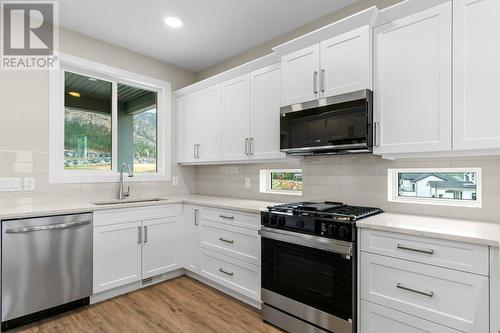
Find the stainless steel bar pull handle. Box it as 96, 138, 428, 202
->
5, 220, 91, 233
219, 214, 234, 220
397, 283, 434, 298
193, 145, 197, 158
219, 237, 234, 244
313, 71, 319, 94
250, 138, 254, 155
374, 122, 379, 147
194, 208, 199, 226
219, 268, 234, 276
138, 226, 142, 244
397, 244, 434, 255
144, 226, 148, 243
245, 138, 249, 155
320, 69, 325, 93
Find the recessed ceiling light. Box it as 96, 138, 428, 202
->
164, 16, 183, 28
68, 91, 80, 97
88, 77, 98, 81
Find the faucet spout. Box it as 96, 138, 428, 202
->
118, 163, 133, 200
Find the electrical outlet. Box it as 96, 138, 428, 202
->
23, 177, 35, 191
245, 177, 251, 189
0, 178, 22, 192
172, 176, 179, 186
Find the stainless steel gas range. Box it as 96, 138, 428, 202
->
259, 201, 382, 333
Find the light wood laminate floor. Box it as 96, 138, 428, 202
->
13, 276, 282, 333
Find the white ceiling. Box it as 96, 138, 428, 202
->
58, 0, 359, 72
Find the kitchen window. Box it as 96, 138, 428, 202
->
260, 169, 303, 195
388, 168, 482, 207
49, 54, 171, 183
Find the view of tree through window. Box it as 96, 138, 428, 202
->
271, 171, 303, 192
398, 172, 478, 201
63, 71, 158, 173
64, 72, 112, 170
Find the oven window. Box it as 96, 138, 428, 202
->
262, 238, 353, 321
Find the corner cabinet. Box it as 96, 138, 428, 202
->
280, 25, 372, 106
373, 2, 452, 155
453, 0, 500, 151
177, 64, 284, 164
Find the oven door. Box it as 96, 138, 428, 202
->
260, 227, 355, 332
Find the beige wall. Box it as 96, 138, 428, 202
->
0, 27, 197, 206
197, 0, 402, 80
196, 155, 500, 223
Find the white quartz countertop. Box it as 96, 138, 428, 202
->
0, 195, 278, 220
357, 212, 500, 248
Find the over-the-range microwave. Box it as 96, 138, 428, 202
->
280, 89, 373, 156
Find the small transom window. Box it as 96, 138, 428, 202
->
260, 169, 303, 196
388, 168, 481, 207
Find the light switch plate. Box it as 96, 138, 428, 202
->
0, 178, 22, 192
245, 177, 251, 189
23, 177, 35, 191
172, 176, 179, 186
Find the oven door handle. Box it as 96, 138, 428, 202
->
259, 227, 353, 256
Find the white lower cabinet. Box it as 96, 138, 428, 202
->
93, 205, 182, 294
361, 301, 460, 333
360, 229, 490, 333
184, 205, 261, 303
93, 221, 142, 293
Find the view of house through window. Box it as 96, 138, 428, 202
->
389, 169, 481, 206
64, 71, 158, 173
64, 72, 112, 170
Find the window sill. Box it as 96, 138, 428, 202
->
49, 173, 172, 184
259, 190, 303, 196
389, 197, 482, 208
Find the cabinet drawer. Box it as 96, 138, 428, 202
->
361, 300, 460, 333
360, 229, 488, 275
360, 252, 489, 332
200, 220, 260, 266
94, 204, 182, 227
199, 207, 260, 228
200, 249, 260, 300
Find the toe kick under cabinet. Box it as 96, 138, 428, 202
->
359, 229, 490, 333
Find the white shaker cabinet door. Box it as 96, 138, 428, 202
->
93, 221, 142, 293
184, 205, 201, 273
177, 94, 199, 163
221, 74, 251, 161
320, 25, 372, 98
281, 44, 320, 106
453, 0, 500, 151
373, 2, 452, 155
196, 85, 221, 162
142, 217, 179, 278
250, 63, 284, 160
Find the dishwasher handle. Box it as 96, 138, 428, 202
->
4, 220, 91, 234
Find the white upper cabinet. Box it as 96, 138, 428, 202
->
196, 86, 221, 162
221, 74, 251, 160
250, 63, 284, 160
453, 0, 500, 151
177, 86, 221, 163
373, 2, 452, 155
281, 44, 321, 106
320, 25, 372, 98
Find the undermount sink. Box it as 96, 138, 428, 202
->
91, 198, 168, 206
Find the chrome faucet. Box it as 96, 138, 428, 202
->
119, 163, 133, 200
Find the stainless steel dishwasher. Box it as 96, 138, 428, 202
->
1, 213, 92, 330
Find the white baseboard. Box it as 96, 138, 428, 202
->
186, 271, 262, 310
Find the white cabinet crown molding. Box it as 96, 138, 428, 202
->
272, 6, 379, 57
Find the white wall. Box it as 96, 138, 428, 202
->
0, 27, 197, 206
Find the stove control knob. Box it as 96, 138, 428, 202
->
262, 213, 269, 225
278, 217, 287, 226
327, 224, 335, 236
337, 225, 350, 239
270, 215, 277, 225
296, 220, 305, 228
